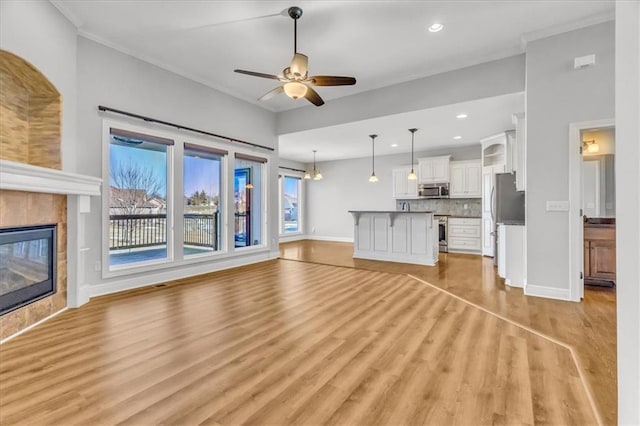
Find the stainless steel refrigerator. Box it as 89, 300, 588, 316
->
492, 172, 525, 264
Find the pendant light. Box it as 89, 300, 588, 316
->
303, 170, 312, 180
368, 134, 379, 183
408, 128, 418, 180
312, 150, 323, 180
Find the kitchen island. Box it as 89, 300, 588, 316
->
348, 211, 439, 266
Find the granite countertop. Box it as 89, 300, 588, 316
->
446, 215, 482, 219
348, 210, 434, 214
497, 221, 526, 226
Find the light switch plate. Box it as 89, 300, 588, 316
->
546, 201, 569, 211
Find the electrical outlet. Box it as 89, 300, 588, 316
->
463, 204, 468, 210
94, 261, 102, 272
312, 227, 316, 233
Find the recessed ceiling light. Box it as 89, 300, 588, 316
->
453, 136, 462, 140
428, 23, 444, 33
456, 113, 468, 119
391, 143, 398, 147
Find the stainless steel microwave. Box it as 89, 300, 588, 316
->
418, 183, 450, 198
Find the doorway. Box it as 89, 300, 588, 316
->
568, 119, 616, 301
581, 127, 616, 289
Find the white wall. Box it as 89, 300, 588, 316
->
526, 21, 614, 295
305, 145, 480, 240
0, 0, 78, 172
75, 37, 278, 296
277, 55, 525, 135
616, 1, 640, 423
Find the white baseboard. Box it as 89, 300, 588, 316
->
0, 307, 68, 344
524, 283, 573, 301
84, 250, 279, 301
279, 234, 306, 243
305, 235, 354, 243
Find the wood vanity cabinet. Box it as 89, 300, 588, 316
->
583, 223, 616, 285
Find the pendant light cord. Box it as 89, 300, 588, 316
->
409, 128, 418, 171
369, 134, 378, 174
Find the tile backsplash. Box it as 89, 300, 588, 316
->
396, 198, 482, 217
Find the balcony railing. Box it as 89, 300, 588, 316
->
109, 213, 219, 250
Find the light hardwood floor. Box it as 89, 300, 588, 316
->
0, 244, 611, 425
281, 240, 617, 424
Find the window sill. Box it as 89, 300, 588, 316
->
102, 248, 270, 279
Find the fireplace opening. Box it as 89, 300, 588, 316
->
0, 225, 56, 315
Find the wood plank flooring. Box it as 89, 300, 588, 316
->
0, 258, 599, 425
280, 240, 617, 424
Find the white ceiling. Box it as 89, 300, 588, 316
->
278, 92, 524, 163
52, 1, 613, 113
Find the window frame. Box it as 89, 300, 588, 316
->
101, 119, 271, 279
279, 172, 304, 237
232, 152, 269, 252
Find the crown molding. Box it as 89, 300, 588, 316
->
520, 10, 615, 49
49, 0, 84, 29
76, 30, 278, 113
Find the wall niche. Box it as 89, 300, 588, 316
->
0, 49, 61, 170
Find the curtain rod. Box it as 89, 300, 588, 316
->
98, 105, 275, 152
279, 166, 306, 173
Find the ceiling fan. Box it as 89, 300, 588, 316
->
234, 6, 356, 107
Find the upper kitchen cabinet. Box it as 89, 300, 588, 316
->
392, 166, 419, 199
450, 160, 482, 198
418, 156, 451, 184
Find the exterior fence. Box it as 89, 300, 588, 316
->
109, 213, 218, 250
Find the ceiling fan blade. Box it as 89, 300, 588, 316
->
304, 86, 325, 107
308, 76, 357, 86
259, 86, 284, 101
234, 69, 283, 81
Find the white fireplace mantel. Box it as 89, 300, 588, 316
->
1, 159, 102, 310
0, 159, 102, 196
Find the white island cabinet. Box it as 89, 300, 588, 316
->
349, 211, 439, 266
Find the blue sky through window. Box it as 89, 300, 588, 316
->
109, 144, 167, 197
184, 155, 221, 198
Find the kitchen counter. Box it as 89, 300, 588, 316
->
349, 211, 438, 266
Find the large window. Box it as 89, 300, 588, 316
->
108, 129, 171, 267
281, 175, 302, 234
183, 144, 225, 256
234, 154, 266, 248
104, 121, 271, 275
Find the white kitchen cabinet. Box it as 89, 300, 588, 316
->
512, 112, 526, 191
450, 160, 482, 198
392, 167, 418, 199
417, 156, 451, 184
448, 217, 481, 253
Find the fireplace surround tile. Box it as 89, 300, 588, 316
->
0, 191, 67, 340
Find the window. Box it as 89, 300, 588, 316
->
281, 175, 302, 234
108, 128, 171, 268
103, 120, 272, 276
234, 154, 266, 248
183, 144, 225, 256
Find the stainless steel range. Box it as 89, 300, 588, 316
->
434, 215, 448, 253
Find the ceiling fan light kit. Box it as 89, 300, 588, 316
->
234, 6, 356, 107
